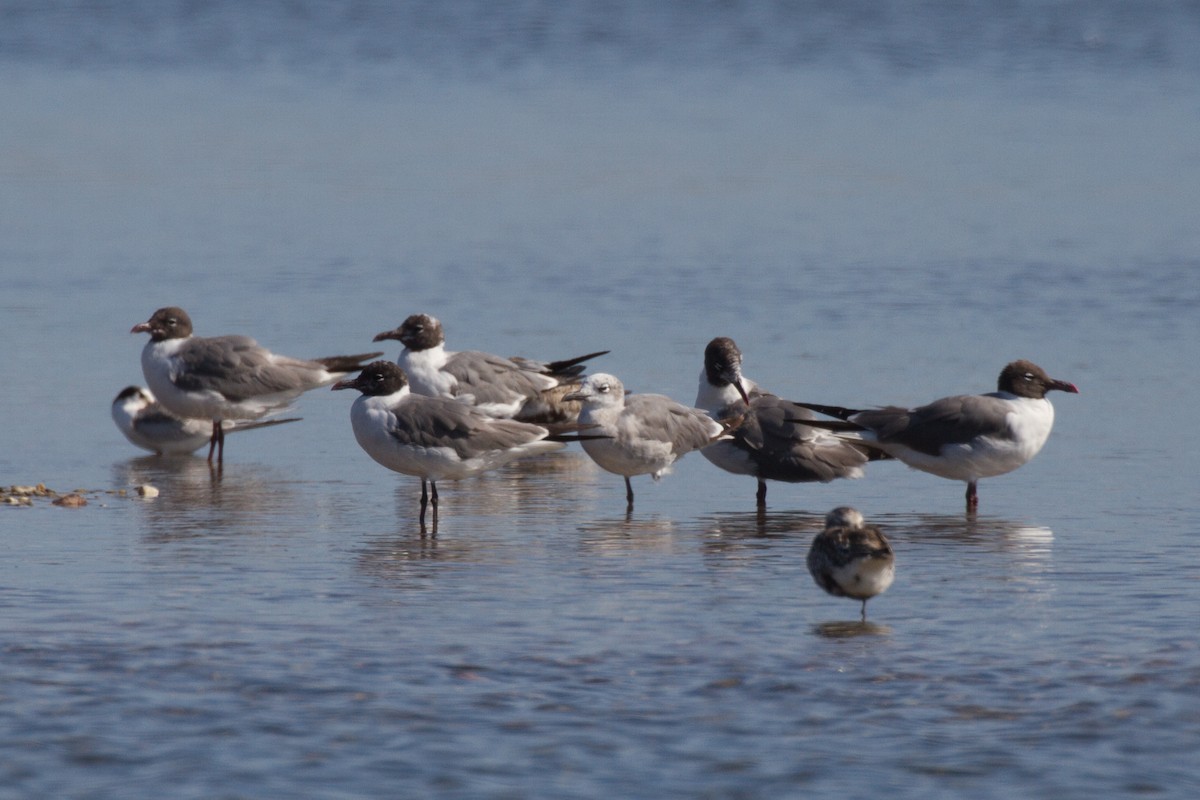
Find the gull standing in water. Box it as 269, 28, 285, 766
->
807, 506, 895, 621
132, 306, 380, 465
333, 360, 595, 525
567, 372, 736, 510
373, 313, 608, 423
695, 337, 879, 508
796, 360, 1079, 512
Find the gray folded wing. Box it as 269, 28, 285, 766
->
385, 396, 546, 458
853, 394, 1013, 456
444, 350, 551, 405
174, 336, 328, 401
623, 394, 718, 454
739, 394, 869, 482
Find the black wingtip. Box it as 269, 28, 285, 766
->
542, 349, 610, 377
315, 352, 385, 372
791, 401, 862, 421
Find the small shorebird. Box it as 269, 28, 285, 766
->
796, 360, 1078, 512
333, 360, 595, 524
807, 506, 895, 620
112, 386, 299, 456
372, 313, 607, 423
695, 337, 880, 508
132, 306, 379, 465
566, 372, 736, 510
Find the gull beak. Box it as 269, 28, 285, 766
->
372, 328, 402, 343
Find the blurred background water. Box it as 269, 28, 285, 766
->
2, 2, 1199, 797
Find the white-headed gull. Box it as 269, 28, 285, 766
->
566, 372, 737, 510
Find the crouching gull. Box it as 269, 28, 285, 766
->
112, 385, 300, 456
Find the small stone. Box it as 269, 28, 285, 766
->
52, 493, 88, 508
3, 496, 32, 506
135, 484, 159, 499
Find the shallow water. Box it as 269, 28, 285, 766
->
3, 2, 1200, 797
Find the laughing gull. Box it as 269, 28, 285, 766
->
132, 306, 381, 465
807, 506, 895, 621
796, 360, 1079, 511
695, 337, 879, 508
565, 372, 737, 510
333, 360, 596, 524
372, 313, 608, 423
112, 386, 300, 456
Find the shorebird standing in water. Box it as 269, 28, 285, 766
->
807, 506, 895, 620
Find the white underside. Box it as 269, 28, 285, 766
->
869, 395, 1056, 483
829, 557, 896, 600
350, 393, 562, 481
112, 394, 212, 454
142, 339, 308, 422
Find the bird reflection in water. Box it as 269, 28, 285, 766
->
813, 620, 892, 638
112, 455, 301, 543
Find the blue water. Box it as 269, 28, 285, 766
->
3, 2, 1200, 797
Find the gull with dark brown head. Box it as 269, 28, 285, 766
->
373, 313, 607, 423
333, 360, 593, 525
695, 337, 880, 508
796, 360, 1079, 512
132, 306, 380, 465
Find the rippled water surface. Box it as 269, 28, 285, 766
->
3, 2, 1200, 797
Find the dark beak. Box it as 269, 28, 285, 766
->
131, 322, 152, 334
372, 328, 402, 343
1051, 379, 1080, 394
331, 377, 359, 391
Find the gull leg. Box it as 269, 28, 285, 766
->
420, 479, 429, 525
756, 479, 767, 508
966, 481, 979, 513
624, 476, 634, 511
430, 481, 439, 524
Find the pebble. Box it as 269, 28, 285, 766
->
136, 484, 160, 498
